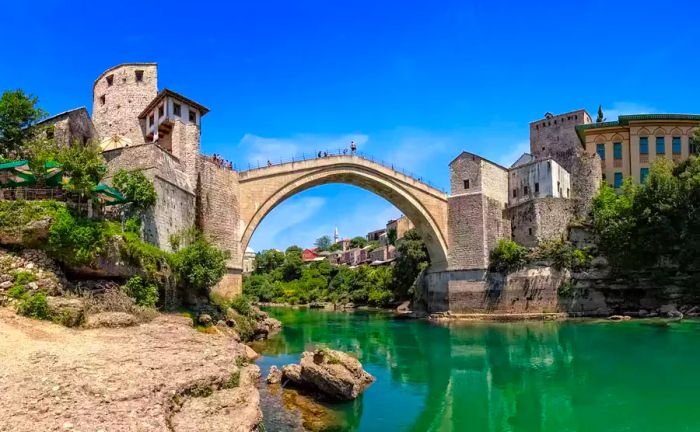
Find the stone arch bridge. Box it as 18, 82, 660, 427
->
236, 154, 449, 271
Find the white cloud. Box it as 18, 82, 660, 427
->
601, 102, 657, 122
249, 196, 326, 251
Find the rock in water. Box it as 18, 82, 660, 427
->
267, 365, 282, 384
283, 348, 375, 401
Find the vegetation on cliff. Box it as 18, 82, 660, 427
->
489, 238, 592, 274
591, 155, 700, 274
243, 229, 429, 306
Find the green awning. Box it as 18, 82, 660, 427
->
93, 184, 128, 206
0, 160, 36, 187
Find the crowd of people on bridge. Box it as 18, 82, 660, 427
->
206, 154, 234, 170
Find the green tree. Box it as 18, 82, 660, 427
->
314, 235, 332, 251
596, 105, 604, 123
282, 246, 303, 281
254, 249, 285, 275
387, 228, 397, 246
350, 236, 367, 249
113, 169, 157, 211
391, 229, 429, 298
56, 141, 106, 197
0, 89, 47, 157
328, 242, 343, 252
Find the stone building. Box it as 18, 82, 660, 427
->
34, 107, 95, 147
242, 247, 256, 274
576, 114, 700, 187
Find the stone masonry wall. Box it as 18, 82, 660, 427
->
571, 153, 602, 217
509, 197, 573, 247
196, 158, 242, 298
92, 63, 158, 144
102, 144, 196, 250
447, 193, 486, 270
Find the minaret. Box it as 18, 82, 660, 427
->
334, 227, 339, 244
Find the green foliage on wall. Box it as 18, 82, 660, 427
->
113, 169, 157, 211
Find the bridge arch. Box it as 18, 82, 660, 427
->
237, 156, 449, 271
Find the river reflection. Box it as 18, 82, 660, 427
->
256, 308, 700, 431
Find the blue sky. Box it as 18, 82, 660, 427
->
2, 1, 699, 251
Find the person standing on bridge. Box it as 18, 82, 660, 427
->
267, 160, 272, 167
350, 141, 357, 154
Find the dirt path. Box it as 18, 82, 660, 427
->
0, 307, 261, 432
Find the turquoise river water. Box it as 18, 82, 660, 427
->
255, 308, 700, 431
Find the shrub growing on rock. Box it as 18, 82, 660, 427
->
122, 276, 159, 308
489, 239, 529, 273
113, 169, 157, 211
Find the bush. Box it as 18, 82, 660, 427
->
489, 239, 529, 273
122, 276, 159, 308
230, 294, 253, 317
12, 271, 36, 285
172, 234, 228, 293
535, 239, 592, 271
6, 284, 27, 299
48, 208, 105, 266
17, 291, 50, 319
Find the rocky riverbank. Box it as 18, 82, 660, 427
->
0, 307, 262, 432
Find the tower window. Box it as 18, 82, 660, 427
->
512, 189, 517, 198
135, 70, 144, 82
534, 182, 539, 193
173, 103, 181, 117
100, 95, 105, 105
189, 109, 197, 123
524, 185, 529, 195
528, 228, 532, 236
463, 179, 470, 189
106, 74, 114, 86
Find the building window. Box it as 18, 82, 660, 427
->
639, 137, 648, 154
524, 185, 529, 195
135, 70, 144, 82
100, 95, 105, 105
691, 136, 699, 155
46, 126, 54, 139
656, 136, 665, 154
528, 228, 532, 236
534, 182, 539, 193
566, 188, 570, 197
189, 109, 197, 123
173, 103, 181, 117
463, 179, 469, 189
613, 142, 622, 160
672, 136, 681, 154
640, 167, 649, 184
512, 189, 517, 198
596, 143, 605, 160
158, 105, 164, 118
614, 172, 623, 188
602, 173, 607, 182
106, 74, 114, 86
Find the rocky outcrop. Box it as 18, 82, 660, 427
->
46, 296, 85, 327
68, 235, 142, 278
281, 349, 375, 401
0, 308, 261, 431
83, 311, 140, 328
0, 249, 65, 297
0, 216, 51, 246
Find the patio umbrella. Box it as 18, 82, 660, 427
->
93, 184, 128, 206
99, 134, 132, 152
43, 161, 66, 187
0, 160, 37, 187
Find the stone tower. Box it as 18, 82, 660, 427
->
92, 63, 158, 145
529, 109, 592, 172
